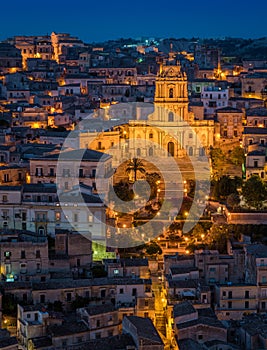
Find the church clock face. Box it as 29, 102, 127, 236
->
168, 68, 175, 77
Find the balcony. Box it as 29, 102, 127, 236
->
32, 218, 49, 223
221, 295, 256, 300
216, 306, 257, 311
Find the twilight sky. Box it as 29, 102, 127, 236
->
1, 0, 266, 42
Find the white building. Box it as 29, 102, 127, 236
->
201, 86, 229, 117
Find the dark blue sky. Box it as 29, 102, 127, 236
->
1, 0, 266, 42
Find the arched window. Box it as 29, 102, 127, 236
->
149, 133, 153, 139
168, 142, 175, 157
199, 147, 205, 157
38, 226, 45, 235
169, 88, 174, 98
149, 147, 153, 156
188, 147, 193, 156
136, 148, 141, 157
168, 112, 174, 122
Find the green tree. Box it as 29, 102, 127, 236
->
113, 181, 134, 202
146, 242, 162, 255
230, 146, 245, 166
126, 158, 146, 182
210, 147, 225, 180
227, 193, 240, 209
209, 225, 229, 253
242, 176, 267, 209
145, 172, 161, 199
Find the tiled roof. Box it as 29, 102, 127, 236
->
246, 243, 267, 258
23, 183, 57, 193
170, 267, 198, 275
246, 107, 267, 116
84, 303, 115, 316
34, 149, 112, 162
216, 106, 243, 113
177, 316, 226, 330
173, 301, 196, 318
0, 185, 21, 191
244, 127, 267, 135
124, 316, 164, 344
48, 321, 88, 337
0, 337, 18, 348
31, 336, 52, 348
80, 334, 135, 350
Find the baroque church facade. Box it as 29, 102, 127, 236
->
114, 58, 214, 160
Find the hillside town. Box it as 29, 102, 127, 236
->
0, 32, 266, 350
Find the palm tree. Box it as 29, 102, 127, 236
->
126, 158, 146, 182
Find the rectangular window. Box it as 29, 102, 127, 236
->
119, 288, 124, 294
228, 291, 232, 299
21, 251, 26, 259
245, 301, 249, 309
228, 301, 232, 309
20, 263, 27, 274
36, 168, 43, 176
73, 213, 78, 223
55, 212, 61, 221
245, 291, 250, 299
36, 250, 40, 258
79, 168, 84, 177
4, 174, 9, 182
4, 251, 11, 258
66, 293, 72, 302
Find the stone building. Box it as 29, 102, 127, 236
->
174, 302, 227, 345
0, 232, 49, 283
246, 107, 267, 127
77, 303, 120, 339
214, 283, 257, 320
29, 148, 113, 197
241, 72, 267, 101
215, 107, 244, 139
201, 86, 229, 118
0, 43, 22, 74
